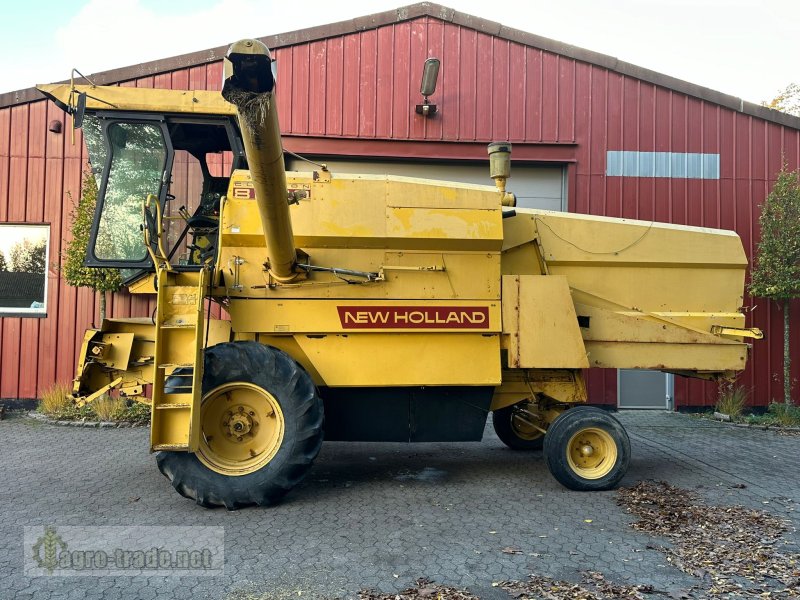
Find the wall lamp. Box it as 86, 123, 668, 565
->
415, 57, 440, 117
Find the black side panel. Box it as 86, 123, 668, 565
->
320, 386, 493, 443
410, 387, 493, 442
321, 388, 410, 442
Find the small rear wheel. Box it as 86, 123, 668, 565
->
157, 342, 323, 509
543, 406, 630, 491
492, 401, 545, 450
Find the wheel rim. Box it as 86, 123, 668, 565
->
566, 427, 617, 480
197, 382, 285, 476
510, 404, 544, 441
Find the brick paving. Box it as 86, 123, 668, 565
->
0, 410, 797, 599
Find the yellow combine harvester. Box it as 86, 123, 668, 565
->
39, 39, 761, 508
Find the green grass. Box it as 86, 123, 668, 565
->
743, 402, 800, 427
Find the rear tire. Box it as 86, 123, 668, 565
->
543, 407, 630, 491
157, 341, 323, 509
492, 402, 544, 450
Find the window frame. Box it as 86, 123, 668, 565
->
0, 223, 51, 318
85, 113, 174, 269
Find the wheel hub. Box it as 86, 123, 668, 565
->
197, 382, 285, 476
225, 407, 256, 439
566, 427, 618, 479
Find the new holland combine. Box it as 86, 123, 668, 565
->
39, 39, 761, 508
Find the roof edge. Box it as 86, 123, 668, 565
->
1, 2, 798, 131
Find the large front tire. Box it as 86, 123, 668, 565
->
157, 342, 323, 509
543, 407, 630, 491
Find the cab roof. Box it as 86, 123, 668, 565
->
37, 84, 237, 117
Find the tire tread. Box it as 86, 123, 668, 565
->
156, 341, 324, 509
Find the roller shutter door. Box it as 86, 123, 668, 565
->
286, 159, 565, 211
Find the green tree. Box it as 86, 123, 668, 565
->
63, 171, 123, 321
0, 251, 7, 272
763, 83, 800, 117
9, 238, 46, 273
749, 165, 800, 405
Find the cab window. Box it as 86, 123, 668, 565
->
94, 122, 167, 262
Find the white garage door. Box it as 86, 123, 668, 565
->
286, 158, 565, 212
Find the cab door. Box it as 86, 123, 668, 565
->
84, 116, 174, 269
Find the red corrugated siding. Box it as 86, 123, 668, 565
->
1, 14, 798, 407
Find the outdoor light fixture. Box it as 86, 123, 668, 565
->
415, 57, 441, 117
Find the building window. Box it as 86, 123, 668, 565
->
0, 224, 50, 317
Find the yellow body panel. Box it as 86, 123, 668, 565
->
222, 170, 504, 251
230, 300, 500, 386
501, 209, 755, 373
228, 299, 501, 334
218, 170, 503, 301
583, 341, 746, 371
282, 333, 500, 387
502, 275, 589, 369
126, 273, 157, 295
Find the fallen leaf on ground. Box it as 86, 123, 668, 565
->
358, 578, 479, 600
617, 481, 800, 598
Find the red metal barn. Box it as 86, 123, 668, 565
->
0, 3, 797, 409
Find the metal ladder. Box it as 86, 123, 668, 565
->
149, 267, 209, 452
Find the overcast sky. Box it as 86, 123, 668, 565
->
1, 0, 798, 106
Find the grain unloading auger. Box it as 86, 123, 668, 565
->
38, 39, 762, 508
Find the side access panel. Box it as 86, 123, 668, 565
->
502, 275, 589, 369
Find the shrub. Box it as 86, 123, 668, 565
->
92, 395, 126, 421
117, 401, 151, 425
767, 402, 800, 427
715, 382, 749, 418
38, 383, 73, 416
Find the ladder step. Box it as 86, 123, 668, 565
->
159, 323, 196, 329
155, 403, 190, 410
157, 392, 193, 404
160, 363, 195, 369
153, 444, 189, 451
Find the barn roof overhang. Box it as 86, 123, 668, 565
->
2, 2, 798, 131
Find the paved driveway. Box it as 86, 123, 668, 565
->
0, 410, 797, 599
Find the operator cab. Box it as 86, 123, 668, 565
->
82, 113, 245, 281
